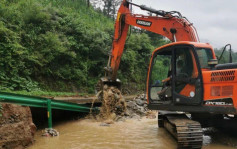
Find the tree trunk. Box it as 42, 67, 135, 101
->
87, 0, 90, 7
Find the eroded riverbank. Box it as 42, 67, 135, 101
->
0, 104, 36, 149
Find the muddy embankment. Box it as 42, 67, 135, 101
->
0, 104, 36, 149
0, 104, 94, 149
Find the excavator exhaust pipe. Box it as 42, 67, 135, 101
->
170, 28, 177, 42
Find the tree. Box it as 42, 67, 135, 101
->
91, 0, 121, 19
103, 0, 121, 19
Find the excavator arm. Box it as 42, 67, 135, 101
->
100, 0, 199, 89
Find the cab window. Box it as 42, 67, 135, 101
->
149, 48, 172, 101
196, 48, 213, 68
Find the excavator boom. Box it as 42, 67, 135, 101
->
104, 0, 199, 82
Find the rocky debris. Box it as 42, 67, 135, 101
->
0, 103, 36, 149
125, 94, 148, 119
95, 87, 156, 125
146, 111, 157, 119
42, 128, 59, 137
114, 115, 126, 122
97, 90, 155, 122
99, 123, 110, 127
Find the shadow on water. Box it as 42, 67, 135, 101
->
30, 107, 89, 129
205, 119, 237, 148
201, 118, 237, 149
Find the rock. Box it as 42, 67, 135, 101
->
114, 94, 120, 100
132, 115, 141, 120
119, 97, 125, 104
131, 113, 141, 119
103, 85, 108, 90
104, 119, 114, 124
135, 99, 144, 106
124, 94, 149, 120
100, 123, 110, 127
115, 104, 122, 109
115, 116, 126, 122
139, 107, 145, 114
146, 114, 156, 119
133, 105, 138, 110
127, 101, 136, 108
146, 111, 157, 119
107, 90, 113, 97
124, 111, 130, 116
42, 128, 59, 137
109, 113, 117, 120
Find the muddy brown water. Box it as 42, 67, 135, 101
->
28, 117, 237, 149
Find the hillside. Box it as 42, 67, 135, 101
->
0, 0, 167, 94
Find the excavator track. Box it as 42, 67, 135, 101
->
159, 112, 203, 149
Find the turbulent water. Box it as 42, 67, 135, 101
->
28, 117, 237, 149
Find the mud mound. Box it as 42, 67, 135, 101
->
0, 104, 36, 149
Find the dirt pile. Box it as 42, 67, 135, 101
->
95, 86, 154, 122
0, 104, 36, 149
125, 94, 148, 119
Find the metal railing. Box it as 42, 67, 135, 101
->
0, 92, 97, 129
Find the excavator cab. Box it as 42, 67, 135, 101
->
147, 42, 214, 107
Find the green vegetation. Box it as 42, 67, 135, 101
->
215, 48, 237, 64
0, 90, 87, 97
0, 104, 2, 117
151, 55, 170, 84
0, 0, 168, 95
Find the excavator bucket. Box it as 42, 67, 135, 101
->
95, 77, 121, 93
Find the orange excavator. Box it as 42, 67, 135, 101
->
98, 0, 235, 148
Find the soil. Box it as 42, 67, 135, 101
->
94, 86, 155, 123
97, 85, 127, 120
0, 104, 36, 149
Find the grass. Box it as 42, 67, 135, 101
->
0, 90, 92, 97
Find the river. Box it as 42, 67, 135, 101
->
28, 117, 237, 149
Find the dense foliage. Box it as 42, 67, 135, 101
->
0, 0, 168, 94
1, 0, 237, 95
215, 48, 237, 64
